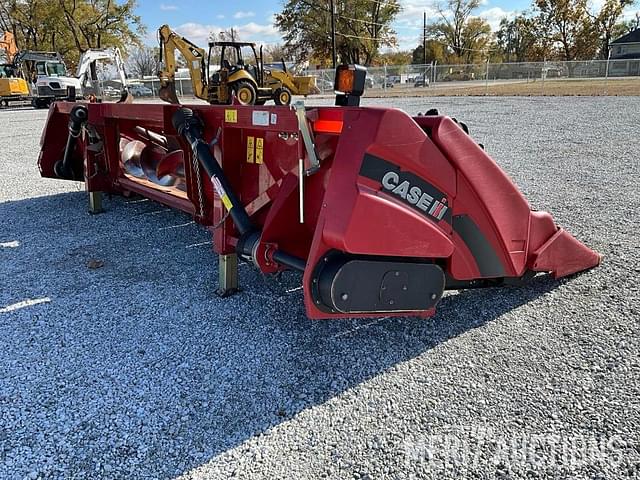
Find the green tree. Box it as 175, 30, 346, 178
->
275, 0, 401, 65
0, 0, 143, 68
412, 40, 447, 64
590, 0, 635, 58
535, 0, 597, 60
431, 0, 493, 63
496, 14, 552, 61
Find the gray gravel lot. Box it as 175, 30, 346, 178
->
1, 97, 639, 479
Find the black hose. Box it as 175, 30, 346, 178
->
272, 250, 307, 272
172, 107, 254, 237
172, 107, 309, 273
54, 104, 88, 180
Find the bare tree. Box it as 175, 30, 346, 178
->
127, 46, 158, 78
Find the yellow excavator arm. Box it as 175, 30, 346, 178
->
0, 31, 19, 63
157, 24, 207, 104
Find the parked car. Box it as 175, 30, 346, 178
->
316, 78, 334, 92
102, 85, 122, 97
365, 77, 375, 89
414, 75, 430, 87
129, 84, 153, 97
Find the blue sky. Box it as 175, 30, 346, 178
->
136, 0, 639, 50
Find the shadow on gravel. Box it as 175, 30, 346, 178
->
0, 192, 560, 478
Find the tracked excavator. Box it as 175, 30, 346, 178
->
157, 24, 317, 106
0, 31, 29, 106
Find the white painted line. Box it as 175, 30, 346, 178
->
159, 221, 195, 231
185, 241, 211, 249
0, 297, 51, 314
0, 241, 20, 248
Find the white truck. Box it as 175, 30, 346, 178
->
13, 51, 82, 108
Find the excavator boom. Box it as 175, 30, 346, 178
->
76, 47, 132, 103
157, 24, 207, 104
0, 31, 19, 63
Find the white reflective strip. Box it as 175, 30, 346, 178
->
0, 297, 51, 313
0, 241, 20, 248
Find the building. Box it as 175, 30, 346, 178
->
609, 28, 640, 76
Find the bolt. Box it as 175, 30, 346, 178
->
341, 293, 349, 301
395, 271, 400, 277
402, 285, 408, 291
389, 300, 395, 305
431, 293, 438, 300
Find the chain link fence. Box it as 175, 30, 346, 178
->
128, 59, 640, 99
311, 59, 640, 96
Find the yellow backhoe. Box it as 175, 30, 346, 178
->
157, 24, 317, 106
0, 31, 30, 105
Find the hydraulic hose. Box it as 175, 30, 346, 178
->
172, 107, 254, 237
54, 104, 88, 180
172, 107, 307, 272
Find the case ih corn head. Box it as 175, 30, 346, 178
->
38, 66, 600, 319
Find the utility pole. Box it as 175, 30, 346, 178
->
330, 0, 337, 68
423, 12, 427, 67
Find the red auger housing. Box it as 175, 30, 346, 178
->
38, 69, 600, 320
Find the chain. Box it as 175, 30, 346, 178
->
191, 150, 205, 218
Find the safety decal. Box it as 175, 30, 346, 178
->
225, 109, 237, 123
252, 111, 269, 126
256, 138, 264, 164
246, 136, 255, 163
211, 176, 233, 211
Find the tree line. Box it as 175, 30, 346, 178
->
0, 0, 144, 70
276, 0, 640, 66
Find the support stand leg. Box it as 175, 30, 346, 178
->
88, 191, 104, 214
216, 253, 239, 297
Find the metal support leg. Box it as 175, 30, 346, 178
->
88, 191, 104, 214
216, 253, 239, 297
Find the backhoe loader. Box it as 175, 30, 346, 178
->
157, 24, 317, 106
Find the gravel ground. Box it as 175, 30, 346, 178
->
0, 97, 639, 479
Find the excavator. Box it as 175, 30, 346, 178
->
76, 47, 132, 103
0, 31, 29, 106
157, 24, 317, 106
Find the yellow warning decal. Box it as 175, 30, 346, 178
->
225, 109, 238, 123
221, 194, 233, 211
256, 138, 264, 164
246, 136, 255, 163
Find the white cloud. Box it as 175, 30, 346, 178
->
476, 7, 516, 31
173, 22, 280, 47
160, 3, 178, 11
233, 11, 256, 19
216, 14, 225, 19
622, 8, 639, 22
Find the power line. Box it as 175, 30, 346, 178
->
336, 13, 390, 28
336, 32, 394, 42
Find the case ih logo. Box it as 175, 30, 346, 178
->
359, 153, 451, 224
381, 171, 448, 220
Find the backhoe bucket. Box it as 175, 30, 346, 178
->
37, 97, 600, 320
158, 81, 180, 104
